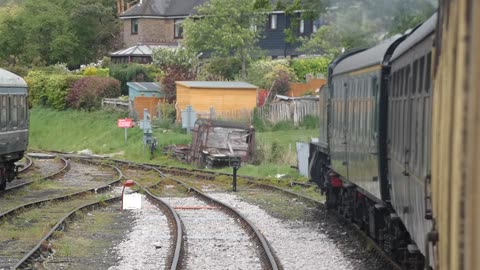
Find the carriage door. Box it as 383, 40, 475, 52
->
343, 79, 350, 180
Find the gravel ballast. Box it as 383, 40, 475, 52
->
162, 196, 262, 270
208, 192, 355, 270
109, 194, 170, 270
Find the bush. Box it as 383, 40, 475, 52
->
83, 66, 97, 76
205, 57, 242, 80
66, 77, 121, 110
264, 64, 297, 95
26, 71, 82, 109
246, 59, 291, 89
291, 57, 331, 81
109, 64, 154, 95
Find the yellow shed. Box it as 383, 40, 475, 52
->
175, 81, 258, 120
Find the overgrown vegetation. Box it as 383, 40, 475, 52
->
66, 77, 121, 110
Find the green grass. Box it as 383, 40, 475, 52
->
29, 107, 318, 178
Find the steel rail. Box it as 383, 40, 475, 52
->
4, 155, 69, 192
13, 196, 122, 269
146, 165, 282, 270
0, 161, 122, 221
17, 154, 33, 174
129, 179, 185, 270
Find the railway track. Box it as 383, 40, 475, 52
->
120, 162, 281, 270
0, 160, 123, 269
4, 154, 68, 192
21, 151, 401, 269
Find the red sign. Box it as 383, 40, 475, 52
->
118, 118, 134, 128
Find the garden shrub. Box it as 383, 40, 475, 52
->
246, 59, 291, 89
83, 66, 97, 76
300, 115, 320, 129
205, 57, 242, 80
109, 64, 153, 95
264, 64, 297, 95
291, 57, 331, 81
66, 77, 121, 110
26, 71, 82, 109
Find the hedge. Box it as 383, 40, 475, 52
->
66, 77, 121, 110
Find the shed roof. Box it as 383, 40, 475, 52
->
121, 0, 207, 18
176, 81, 258, 89
110, 44, 178, 57
127, 82, 162, 92
0, 68, 27, 88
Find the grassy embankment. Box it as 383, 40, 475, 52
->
29, 108, 317, 179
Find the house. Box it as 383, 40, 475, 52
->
117, 0, 320, 59
110, 44, 178, 64
175, 81, 258, 120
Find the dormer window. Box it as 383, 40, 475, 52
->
174, 19, 184, 38
131, 19, 138, 35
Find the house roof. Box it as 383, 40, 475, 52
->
127, 82, 163, 93
121, 0, 207, 18
0, 68, 27, 88
110, 44, 178, 57
176, 81, 258, 89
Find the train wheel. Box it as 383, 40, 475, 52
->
0, 168, 6, 190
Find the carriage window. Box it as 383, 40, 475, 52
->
10, 96, 18, 127
18, 96, 25, 127
412, 60, 418, 94
419, 56, 425, 94
0, 96, 6, 128
425, 53, 432, 92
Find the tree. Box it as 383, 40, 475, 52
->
152, 48, 199, 101
0, 0, 121, 68
182, 0, 270, 80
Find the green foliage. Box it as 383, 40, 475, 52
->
67, 77, 121, 110
183, 0, 270, 79
151, 48, 199, 71
96, 68, 109, 77
272, 120, 295, 131
83, 66, 97, 76
109, 64, 154, 95
25, 71, 82, 109
246, 59, 291, 89
204, 57, 242, 80
299, 115, 319, 129
265, 64, 297, 95
291, 57, 331, 81
0, 0, 120, 68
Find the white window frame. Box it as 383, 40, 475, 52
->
270, 14, 277, 30
299, 19, 305, 34
174, 19, 184, 38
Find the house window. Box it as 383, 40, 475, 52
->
174, 19, 184, 38
131, 18, 138, 35
269, 14, 277, 30
299, 19, 305, 34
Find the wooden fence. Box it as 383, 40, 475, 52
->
255, 101, 320, 125
102, 98, 129, 111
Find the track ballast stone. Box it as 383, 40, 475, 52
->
207, 192, 357, 270
109, 194, 170, 270
162, 196, 262, 270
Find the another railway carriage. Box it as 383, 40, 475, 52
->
387, 14, 436, 261
0, 68, 28, 190
309, 14, 438, 269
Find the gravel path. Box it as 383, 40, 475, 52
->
162, 196, 262, 270
108, 194, 170, 270
208, 192, 355, 270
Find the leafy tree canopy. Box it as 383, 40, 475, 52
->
182, 0, 271, 79
0, 0, 121, 68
